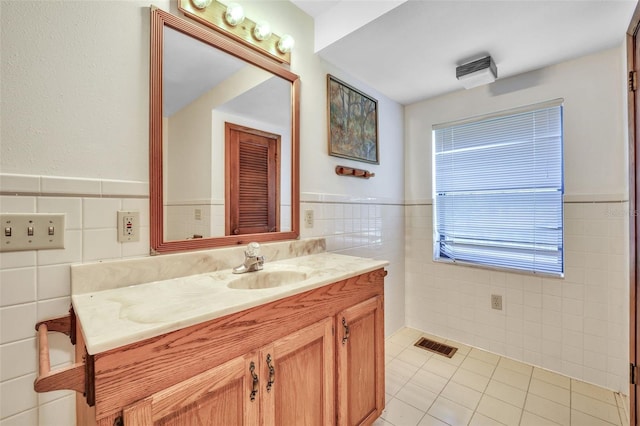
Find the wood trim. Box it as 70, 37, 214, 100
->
149, 7, 300, 254
629, 3, 640, 423
90, 269, 385, 420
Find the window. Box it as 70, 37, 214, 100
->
433, 100, 564, 276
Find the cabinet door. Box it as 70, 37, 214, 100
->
123, 353, 260, 426
336, 296, 385, 426
262, 317, 335, 426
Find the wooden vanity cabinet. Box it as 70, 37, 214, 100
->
122, 318, 334, 426
72, 268, 386, 426
336, 296, 385, 426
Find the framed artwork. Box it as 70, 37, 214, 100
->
327, 75, 379, 164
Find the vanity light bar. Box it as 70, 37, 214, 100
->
178, 0, 293, 64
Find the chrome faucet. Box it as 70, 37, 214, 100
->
233, 242, 264, 274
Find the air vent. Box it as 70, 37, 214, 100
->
414, 337, 458, 358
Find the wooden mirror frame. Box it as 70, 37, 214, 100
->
150, 7, 300, 254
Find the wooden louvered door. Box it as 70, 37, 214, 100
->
226, 123, 280, 236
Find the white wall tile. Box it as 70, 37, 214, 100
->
37, 230, 82, 267
0, 251, 37, 270
101, 180, 148, 197
0, 374, 38, 419
0, 174, 40, 194
38, 394, 75, 426
41, 177, 100, 195
0, 196, 36, 213
36, 297, 71, 323
82, 229, 120, 262
0, 268, 36, 307
37, 198, 82, 230
0, 408, 38, 425
82, 198, 120, 229
37, 265, 70, 301
1, 303, 36, 344
0, 338, 37, 381
406, 202, 630, 392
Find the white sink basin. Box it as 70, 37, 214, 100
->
227, 270, 309, 290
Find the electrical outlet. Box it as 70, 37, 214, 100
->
117, 211, 140, 243
491, 294, 503, 310
304, 209, 314, 228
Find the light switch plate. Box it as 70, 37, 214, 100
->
117, 211, 140, 242
0, 213, 65, 252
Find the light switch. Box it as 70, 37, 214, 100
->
0, 213, 65, 252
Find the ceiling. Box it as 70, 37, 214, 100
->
291, 0, 638, 105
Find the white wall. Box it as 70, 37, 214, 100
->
404, 46, 630, 392
0, 1, 405, 424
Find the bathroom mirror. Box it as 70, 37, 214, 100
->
150, 7, 299, 253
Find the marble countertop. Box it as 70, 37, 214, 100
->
72, 252, 388, 354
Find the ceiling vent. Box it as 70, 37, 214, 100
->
456, 56, 497, 89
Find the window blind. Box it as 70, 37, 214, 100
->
433, 103, 564, 275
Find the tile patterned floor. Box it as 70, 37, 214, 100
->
376, 328, 629, 426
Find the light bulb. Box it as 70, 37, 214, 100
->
253, 21, 272, 41
224, 2, 245, 26
277, 34, 295, 54
191, 0, 212, 9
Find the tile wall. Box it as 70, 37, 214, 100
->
300, 192, 406, 336
0, 174, 149, 425
0, 178, 405, 425
405, 200, 630, 393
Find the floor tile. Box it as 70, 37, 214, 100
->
428, 396, 474, 426
440, 381, 483, 410
571, 409, 622, 426
497, 356, 533, 376
468, 347, 500, 365
528, 378, 570, 407
520, 411, 562, 426
484, 379, 527, 408
386, 341, 405, 358
445, 339, 472, 355
571, 392, 621, 425
395, 380, 439, 412
397, 345, 433, 368
460, 356, 497, 377
469, 412, 507, 426
389, 329, 424, 349
417, 414, 449, 426
492, 366, 531, 390
451, 367, 491, 393
476, 394, 523, 425
571, 379, 617, 406
532, 367, 570, 389
440, 350, 467, 367
381, 397, 426, 426
372, 417, 395, 426
524, 393, 570, 425
381, 328, 627, 426
409, 368, 450, 395
423, 356, 459, 379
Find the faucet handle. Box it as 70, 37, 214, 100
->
246, 242, 260, 257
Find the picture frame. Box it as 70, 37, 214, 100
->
327, 74, 379, 164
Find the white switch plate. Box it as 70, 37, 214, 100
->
0, 213, 65, 252
117, 211, 140, 243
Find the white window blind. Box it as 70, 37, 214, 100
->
433, 102, 564, 276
